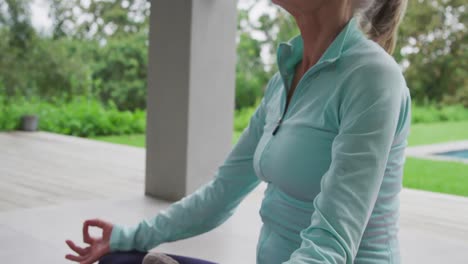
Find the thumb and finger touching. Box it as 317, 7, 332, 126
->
65, 219, 113, 264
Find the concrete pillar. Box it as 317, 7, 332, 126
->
145, 0, 237, 201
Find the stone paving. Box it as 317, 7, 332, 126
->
1, 132, 467, 263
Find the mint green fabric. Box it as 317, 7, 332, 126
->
110, 17, 411, 264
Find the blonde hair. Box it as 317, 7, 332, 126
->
354, 0, 408, 54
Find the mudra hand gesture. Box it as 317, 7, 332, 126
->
65, 219, 113, 264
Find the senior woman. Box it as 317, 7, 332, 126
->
65, 0, 411, 263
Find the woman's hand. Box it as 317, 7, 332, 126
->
65, 219, 113, 264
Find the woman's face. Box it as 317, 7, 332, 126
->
271, 0, 328, 15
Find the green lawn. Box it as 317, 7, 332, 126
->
404, 158, 468, 197
408, 121, 468, 146
93, 131, 243, 148
92, 121, 468, 197
93, 134, 146, 148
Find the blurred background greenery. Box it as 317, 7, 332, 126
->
0, 0, 467, 196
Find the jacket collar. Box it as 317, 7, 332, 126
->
276, 17, 364, 78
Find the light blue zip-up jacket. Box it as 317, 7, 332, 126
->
110, 17, 412, 264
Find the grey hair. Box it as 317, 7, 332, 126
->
353, 0, 408, 54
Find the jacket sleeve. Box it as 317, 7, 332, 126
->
109, 80, 274, 252
284, 63, 410, 263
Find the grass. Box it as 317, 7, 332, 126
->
408, 121, 468, 146
93, 121, 468, 197
93, 134, 146, 148
94, 121, 468, 148
404, 158, 468, 197
93, 131, 244, 148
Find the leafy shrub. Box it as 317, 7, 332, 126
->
412, 103, 468, 124
233, 102, 468, 134
0, 96, 145, 137
234, 104, 257, 133
2, 94, 467, 139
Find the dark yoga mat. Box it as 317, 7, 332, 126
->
99, 250, 218, 264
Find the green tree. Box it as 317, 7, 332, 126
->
49, 0, 150, 41
0, 0, 37, 97
236, 31, 270, 109
1, 0, 35, 51
0, 0, 93, 101
241, 0, 468, 107
235, 6, 284, 109
395, 0, 467, 106
47, 0, 150, 110
91, 31, 148, 110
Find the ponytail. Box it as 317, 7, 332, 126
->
356, 0, 408, 55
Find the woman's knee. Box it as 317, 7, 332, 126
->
142, 252, 180, 264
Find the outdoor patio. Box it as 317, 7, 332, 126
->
0, 131, 467, 263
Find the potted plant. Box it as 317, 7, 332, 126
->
20, 114, 39, 131
19, 86, 40, 132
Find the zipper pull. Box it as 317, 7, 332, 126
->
272, 117, 283, 135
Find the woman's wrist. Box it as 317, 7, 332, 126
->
109, 223, 125, 252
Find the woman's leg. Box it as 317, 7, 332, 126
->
164, 253, 218, 264
99, 250, 147, 264
99, 250, 218, 264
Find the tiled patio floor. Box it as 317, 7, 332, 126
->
0, 132, 145, 211
1, 132, 467, 263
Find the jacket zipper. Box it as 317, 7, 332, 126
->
271, 60, 332, 136
272, 109, 286, 135
272, 70, 296, 136
271, 83, 297, 135
271, 71, 309, 136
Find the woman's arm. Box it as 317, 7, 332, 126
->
284, 62, 411, 264
109, 79, 276, 252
